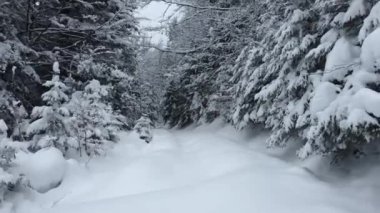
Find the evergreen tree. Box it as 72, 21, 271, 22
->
0, 0, 139, 130
27, 62, 71, 153
300, 0, 380, 159
67, 80, 123, 156
162, 1, 252, 126
162, 0, 380, 159
233, 0, 325, 147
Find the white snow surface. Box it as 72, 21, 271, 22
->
323, 37, 361, 82
52, 62, 60, 74
361, 27, 380, 72
10, 123, 380, 213
0, 119, 8, 133
310, 82, 339, 114
359, 2, 380, 42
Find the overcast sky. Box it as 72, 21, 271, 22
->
137, 2, 180, 45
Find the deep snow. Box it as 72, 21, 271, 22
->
15, 148, 67, 193
9, 122, 380, 213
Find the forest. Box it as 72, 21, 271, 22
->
1, 0, 380, 212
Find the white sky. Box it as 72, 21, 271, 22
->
137, 2, 180, 45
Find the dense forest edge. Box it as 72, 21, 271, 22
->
1, 0, 380, 209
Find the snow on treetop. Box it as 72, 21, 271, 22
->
361, 27, 380, 72
310, 82, 339, 114
0, 167, 16, 184
343, 0, 369, 24
85, 80, 109, 97
53, 61, 60, 74
290, 9, 310, 24
359, 2, 380, 43
0, 119, 8, 132
323, 37, 360, 82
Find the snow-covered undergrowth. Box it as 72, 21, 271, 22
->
7, 122, 380, 213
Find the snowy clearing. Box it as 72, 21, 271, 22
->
11, 123, 380, 213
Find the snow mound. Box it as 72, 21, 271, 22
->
0, 119, 8, 133
361, 28, 380, 72
359, 2, 380, 42
16, 148, 67, 193
343, 0, 368, 24
310, 82, 339, 114
323, 37, 360, 82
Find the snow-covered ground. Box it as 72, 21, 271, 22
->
10, 122, 380, 213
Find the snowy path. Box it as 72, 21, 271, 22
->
14, 124, 378, 213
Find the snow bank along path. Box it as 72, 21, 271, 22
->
14, 124, 378, 213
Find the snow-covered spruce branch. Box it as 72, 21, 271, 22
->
160, 0, 233, 11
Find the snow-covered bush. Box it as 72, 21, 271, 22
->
10, 101, 29, 141
0, 120, 8, 141
0, 167, 18, 205
66, 80, 123, 156
134, 116, 154, 143
0, 123, 20, 204
27, 63, 124, 157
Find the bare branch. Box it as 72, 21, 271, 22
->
160, 0, 232, 11
141, 45, 205, 55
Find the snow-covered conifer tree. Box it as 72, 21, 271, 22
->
67, 80, 123, 156
0, 0, 139, 132
162, 0, 380, 159
163, 1, 253, 127
300, 0, 380, 159
231, 0, 349, 150
27, 62, 71, 153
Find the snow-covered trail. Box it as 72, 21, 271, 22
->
14, 124, 378, 213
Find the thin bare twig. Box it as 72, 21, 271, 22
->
160, 0, 232, 11
141, 44, 205, 55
